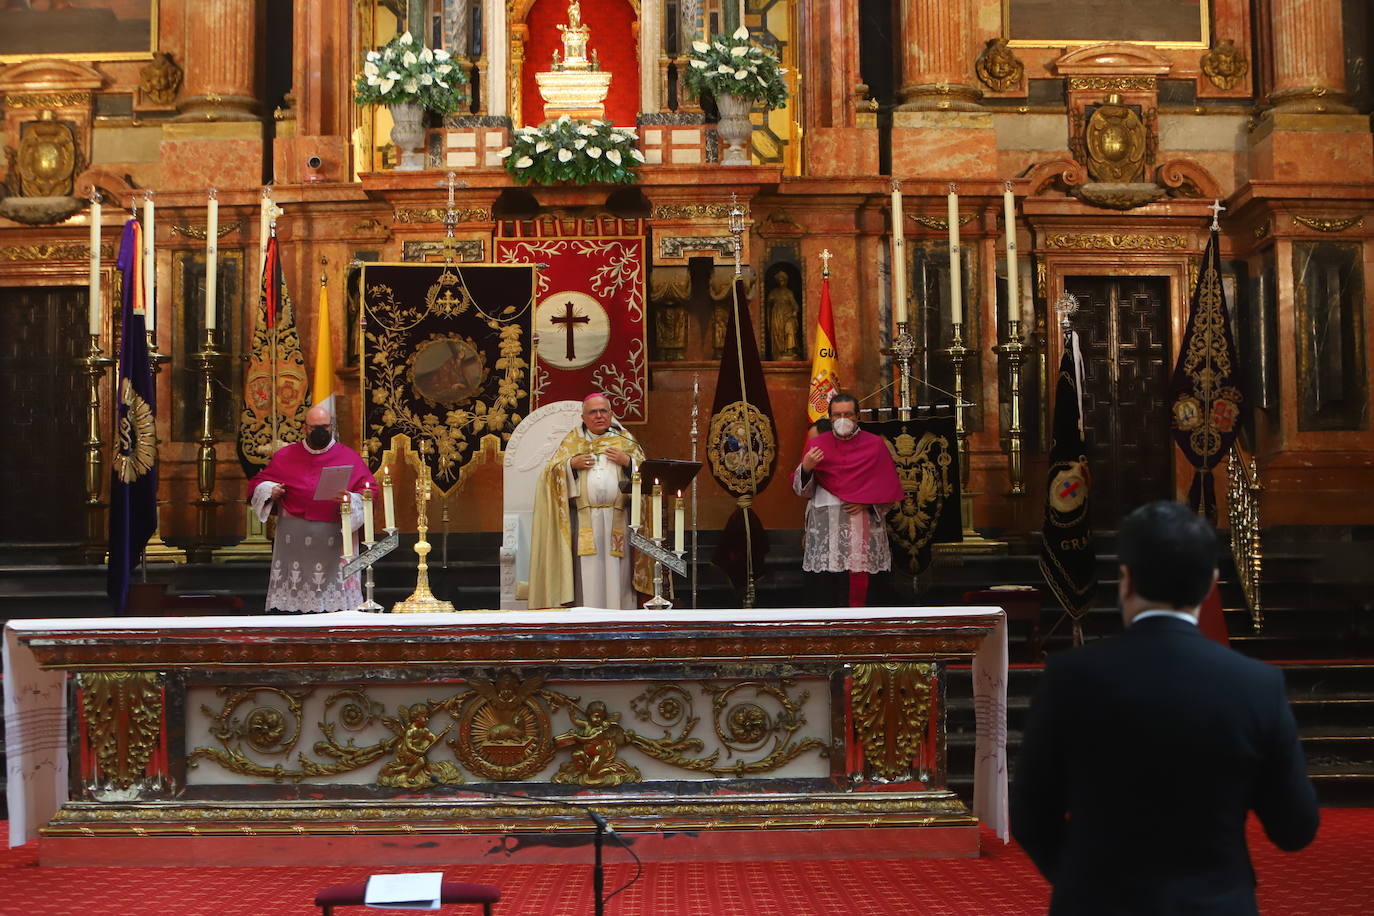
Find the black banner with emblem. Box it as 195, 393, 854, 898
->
1040, 330, 1097, 638
707, 278, 778, 598
1169, 229, 1243, 520
870, 410, 962, 575
360, 263, 534, 494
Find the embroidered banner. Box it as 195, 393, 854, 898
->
872, 411, 962, 575
494, 217, 647, 422
236, 235, 308, 476
360, 263, 535, 494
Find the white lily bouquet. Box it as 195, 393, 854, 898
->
499, 117, 645, 186
682, 27, 789, 110
354, 31, 468, 116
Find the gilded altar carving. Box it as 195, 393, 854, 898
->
395, 207, 492, 223
0, 242, 113, 262
379, 701, 465, 788
169, 220, 241, 241
4, 91, 91, 110
1044, 233, 1187, 251
1201, 39, 1248, 91
851, 663, 933, 781
554, 700, 640, 786
1292, 215, 1365, 234
450, 672, 559, 780
139, 52, 184, 105
653, 203, 746, 221
909, 213, 975, 232
79, 672, 164, 790
975, 38, 1024, 93
17, 111, 79, 197
1067, 77, 1155, 93
660, 235, 737, 260
1083, 94, 1146, 183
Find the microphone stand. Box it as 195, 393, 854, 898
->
590, 811, 608, 916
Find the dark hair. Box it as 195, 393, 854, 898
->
1118, 501, 1217, 608
828, 392, 859, 416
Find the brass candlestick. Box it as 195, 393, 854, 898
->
887, 321, 919, 418
394, 444, 455, 613
993, 318, 1029, 496
79, 335, 114, 562
143, 337, 182, 563
187, 328, 223, 562
938, 322, 1006, 553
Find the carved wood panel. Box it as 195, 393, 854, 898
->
1065, 276, 1173, 528
0, 286, 87, 542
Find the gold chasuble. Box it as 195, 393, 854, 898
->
529, 424, 653, 609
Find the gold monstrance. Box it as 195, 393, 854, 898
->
535, 0, 612, 122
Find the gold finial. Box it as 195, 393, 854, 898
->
820, 248, 832, 277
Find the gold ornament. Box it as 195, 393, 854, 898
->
851, 663, 933, 781
707, 400, 777, 497
115, 377, 157, 483
139, 52, 184, 105
975, 38, 1024, 93
79, 672, 164, 790
884, 431, 955, 570
1084, 94, 1146, 184
17, 111, 77, 198
1201, 39, 1248, 92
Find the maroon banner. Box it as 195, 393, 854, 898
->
495, 217, 647, 422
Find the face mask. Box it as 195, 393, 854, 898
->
305, 426, 332, 449
832, 417, 857, 438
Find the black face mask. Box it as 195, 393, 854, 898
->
305, 426, 332, 449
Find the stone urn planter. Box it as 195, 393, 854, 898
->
715, 92, 754, 165
387, 101, 427, 171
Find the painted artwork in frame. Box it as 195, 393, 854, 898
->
0, 1, 158, 62
1004, 0, 1209, 48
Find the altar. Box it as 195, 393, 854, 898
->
4, 607, 1006, 866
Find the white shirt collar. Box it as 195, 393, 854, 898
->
303, 438, 335, 456
1131, 609, 1198, 627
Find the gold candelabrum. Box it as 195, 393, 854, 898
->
393, 442, 456, 613
993, 319, 1029, 496
187, 327, 223, 562
143, 334, 182, 563
78, 334, 114, 562
942, 323, 975, 536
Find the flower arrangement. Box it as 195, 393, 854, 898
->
498, 117, 646, 186
354, 31, 468, 116
682, 27, 789, 111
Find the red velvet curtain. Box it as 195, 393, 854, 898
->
520, 0, 640, 127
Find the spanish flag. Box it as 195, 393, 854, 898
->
806, 263, 839, 423
311, 275, 334, 418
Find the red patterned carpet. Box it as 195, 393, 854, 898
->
1, 811, 1371, 914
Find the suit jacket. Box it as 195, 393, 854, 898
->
1011, 615, 1319, 915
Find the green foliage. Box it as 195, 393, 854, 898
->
354, 31, 468, 117
681, 27, 789, 111
499, 117, 645, 186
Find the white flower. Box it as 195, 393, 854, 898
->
519, 127, 538, 137
557, 115, 571, 125
574, 138, 587, 149
615, 127, 636, 137
403, 78, 418, 93
437, 63, 453, 75
757, 76, 767, 85
497, 146, 513, 158
735, 69, 748, 80
420, 73, 433, 85
402, 50, 418, 67
690, 59, 707, 69
399, 31, 414, 46
364, 61, 380, 79
386, 70, 401, 80
380, 78, 395, 94
731, 46, 748, 57
515, 156, 534, 168
366, 51, 381, 62
536, 140, 551, 153
435, 48, 450, 61
558, 148, 573, 162
733, 26, 749, 39
717, 64, 732, 74
420, 47, 433, 63
437, 80, 448, 89
630, 149, 646, 162
606, 149, 622, 165
692, 40, 710, 53
577, 125, 596, 137
587, 146, 602, 158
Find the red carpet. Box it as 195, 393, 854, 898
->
1, 811, 1371, 914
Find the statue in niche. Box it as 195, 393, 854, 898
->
765, 268, 802, 360
651, 267, 691, 361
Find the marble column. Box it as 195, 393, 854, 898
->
1269, 0, 1351, 112
897, 0, 982, 111
175, 0, 260, 122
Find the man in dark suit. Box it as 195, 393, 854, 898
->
1012, 501, 1319, 915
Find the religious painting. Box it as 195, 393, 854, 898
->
0, 1, 159, 62
1003, 0, 1208, 47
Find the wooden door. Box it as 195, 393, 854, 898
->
0, 286, 87, 543
1064, 276, 1173, 529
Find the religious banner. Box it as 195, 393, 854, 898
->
494, 217, 647, 422
107, 218, 158, 613
360, 262, 534, 493
1040, 329, 1097, 643
708, 278, 778, 599
1169, 229, 1244, 520
872, 411, 962, 575
236, 235, 308, 475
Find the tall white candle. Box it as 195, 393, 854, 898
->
947, 185, 962, 327
891, 181, 907, 325
630, 468, 641, 528
88, 191, 101, 336
674, 492, 685, 554
382, 466, 396, 530
205, 189, 219, 331
142, 192, 156, 334
652, 482, 663, 540
340, 495, 353, 559
1003, 181, 1019, 328
362, 484, 376, 545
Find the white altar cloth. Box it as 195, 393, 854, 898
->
4, 606, 1007, 846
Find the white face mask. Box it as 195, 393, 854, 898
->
832, 417, 857, 438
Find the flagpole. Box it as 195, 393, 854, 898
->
268, 211, 280, 451
690, 371, 700, 609
727, 199, 758, 609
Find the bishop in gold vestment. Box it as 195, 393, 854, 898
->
529, 395, 652, 609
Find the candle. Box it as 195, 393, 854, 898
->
630, 468, 641, 528
362, 484, 376, 545
674, 491, 685, 554
382, 466, 396, 530
652, 481, 663, 540
947, 184, 962, 327
1003, 181, 1019, 329
205, 188, 219, 331
891, 181, 907, 325
142, 192, 156, 335
340, 494, 353, 558
88, 190, 101, 336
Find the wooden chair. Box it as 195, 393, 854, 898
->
314, 881, 500, 915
